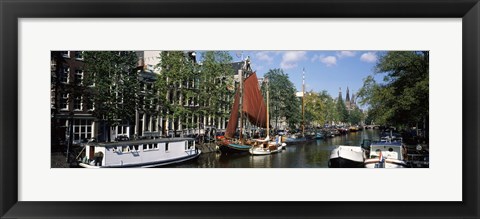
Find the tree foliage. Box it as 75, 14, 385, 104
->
262, 68, 301, 129
357, 51, 429, 128
198, 51, 234, 120
83, 51, 139, 127
156, 51, 233, 131
335, 95, 349, 123
304, 90, 337, 127
348, 107, 364, 125
156, 51, 196, 131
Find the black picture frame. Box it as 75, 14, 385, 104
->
1, 0, 478, 218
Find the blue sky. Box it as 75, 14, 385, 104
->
221, 51, 385, 103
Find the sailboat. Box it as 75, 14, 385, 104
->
217, 59, 268, 154
249, 77, 286, 155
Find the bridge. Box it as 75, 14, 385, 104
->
364, 125, 381, 129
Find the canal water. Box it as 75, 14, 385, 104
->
170, 129, 381, 168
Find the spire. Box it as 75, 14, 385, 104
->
346, 86, 350, 103
351, 93, 355, 104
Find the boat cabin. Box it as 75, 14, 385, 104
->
368, 141, 405, 161
80, 138, 198, 168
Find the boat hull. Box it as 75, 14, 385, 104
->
218, 143, 252, 154
249, 143, 286, 155
79, 150, 201, 168
328, 146, 365, 168
364, 158, 409, 168
328, 157, 364, 168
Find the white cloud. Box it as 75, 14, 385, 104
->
360, 52, 378, 63
255, 51, 274, 63
337, 51, 356, 58
280, 62, 298, 69
311, 54, 337, 67
280, 51, 307, 69
319, 56, 337, 67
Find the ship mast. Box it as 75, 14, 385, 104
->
238, 65, 244, 144
302, 68, 305, 136
266, 77, 270, 139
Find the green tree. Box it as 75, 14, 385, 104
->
357, 51, 429, 131
262, 68, 301, 129
319, 90, 337, 126
304, 90, 337, 127
348, 107, 364, 125
335, 95, 349, 124
156, 51, 195, 133
156, 51, 233, 135
83, 51, 139, 141
198, 51, 234, 127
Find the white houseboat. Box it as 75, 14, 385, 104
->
78, 138, 200, 168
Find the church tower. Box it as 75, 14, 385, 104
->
345, 86, 351, 110
346, 86, 350, 103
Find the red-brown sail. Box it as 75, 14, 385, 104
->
242, 73, 267, 128
225, 87, 240, 138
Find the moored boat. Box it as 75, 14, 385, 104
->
284, 134, 307, 144
328, 145, 365, 168
218, 58, 267, 154
248, 77, 286, 156
249, 139, 286, 155
78, 138, 200, 168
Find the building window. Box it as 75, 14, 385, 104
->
60, 51, 70, 58
84, 98, 94, 111
60, 93, 69, 110
75, 51, 84, 60
73, 119, 92, 142
60, 67, 70, 84
88, 101, 94, 111
75, 69, 83, 85
73, 96, 82, 111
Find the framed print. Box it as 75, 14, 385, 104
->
1, 0, 479, 218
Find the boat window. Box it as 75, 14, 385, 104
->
143, 144, 148, 151
112, 147, 117, 152
371, 149, 381, 158
153, 143, 158, 149
185, 142, 188, 150
388, 148, 393, 152
189, 140, 194, 148
165, 143, 169, 151
122, 146, 129, 153
128, 145, 134, 151
133, 145, 139, 151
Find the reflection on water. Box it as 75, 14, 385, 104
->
170, 129, 380, 168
